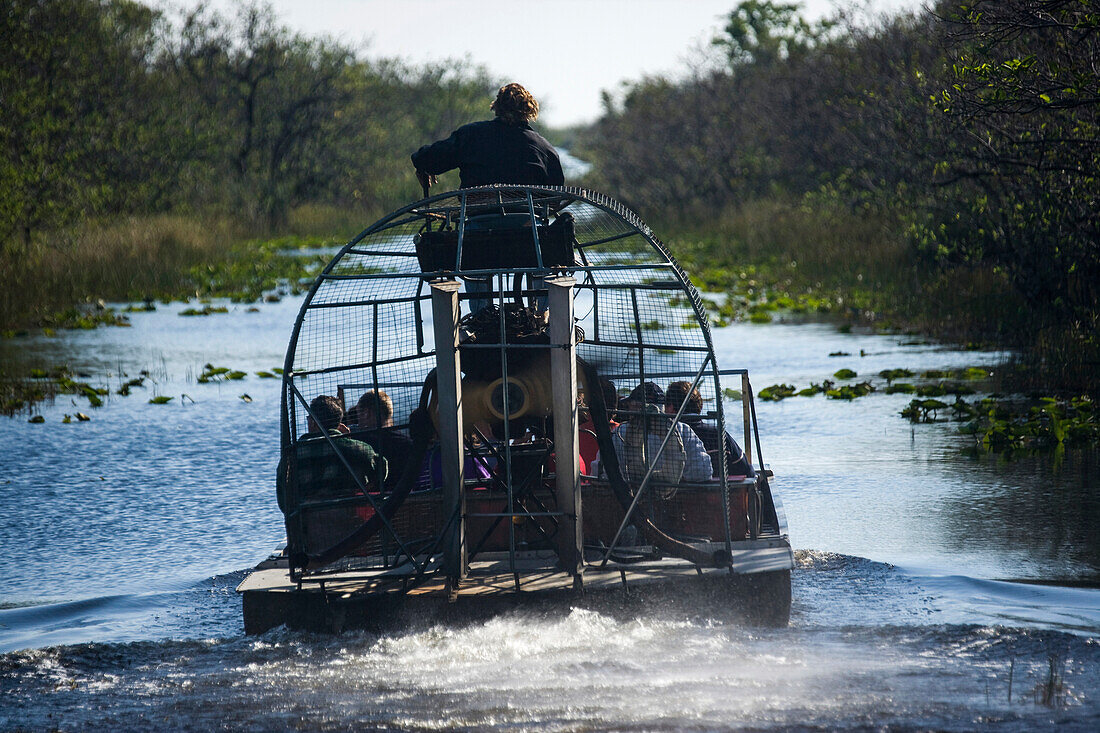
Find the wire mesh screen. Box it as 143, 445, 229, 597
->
279, 186, 747, 574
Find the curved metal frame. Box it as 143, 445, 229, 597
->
278, 185, 768, 582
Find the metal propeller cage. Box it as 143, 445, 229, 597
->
279, 186, 771, 583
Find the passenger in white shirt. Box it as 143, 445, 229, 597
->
594, 382, 712, 483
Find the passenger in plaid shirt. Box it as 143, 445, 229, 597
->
277, 395, 387, 511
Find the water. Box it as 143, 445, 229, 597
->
1, 299, 1098, 730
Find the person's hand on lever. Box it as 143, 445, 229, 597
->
415, 169, 438, 195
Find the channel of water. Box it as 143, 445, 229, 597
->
1, 294, 1097, 730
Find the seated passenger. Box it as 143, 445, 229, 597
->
619, 381, 663, 416
277, 395, 387, 510
350, 389, 414, 487
579, 378, 619, 471
664, 381, 754, 478
596, 382, 711, 483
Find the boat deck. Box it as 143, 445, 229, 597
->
238, 538, 793, 633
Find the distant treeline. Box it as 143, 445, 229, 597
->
579, 0, 1099, 390
1, 0, 495, 244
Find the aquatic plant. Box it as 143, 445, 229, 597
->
878, 368, 914, 384
833, 368, 858, 379
900, 398, 949, 421
180, 305, 229, 316
1, 368, 71, 414
116, 377, 145, 396
149, 395, 173, 404
749, 310, 772, 324
198, 364, 233, 383
915, 393, 1097, 456
1032, 654, 1067, 708
25, 370, 114, 409
826, 381, 875, 400
41, 307, 130, 330
915, 383, 948, 397
758, 384, 797, 401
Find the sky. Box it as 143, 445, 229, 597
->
182, 0, 926, 127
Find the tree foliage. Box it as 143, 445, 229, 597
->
926, 0, 1100, 335
578, 0, 1099, 387
712, 0, 831, 68
168, 4, 354, 228
0, 0, 495, 244
0, 0, 166, 247
582, 2, 947, 217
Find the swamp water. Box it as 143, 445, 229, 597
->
1, 298, 1098, 731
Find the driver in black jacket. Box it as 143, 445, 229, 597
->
411, 83, 564, 190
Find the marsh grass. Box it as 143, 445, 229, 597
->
286, 203, 377, 240
659, 195, 1100, 394
0, 214, 241, 329
1036, 654, 1068, 707
665, 196, 910, 307
0, 204, 376, 331
664, 196, 1025, 336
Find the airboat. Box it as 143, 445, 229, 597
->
237, 186, 793, 633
